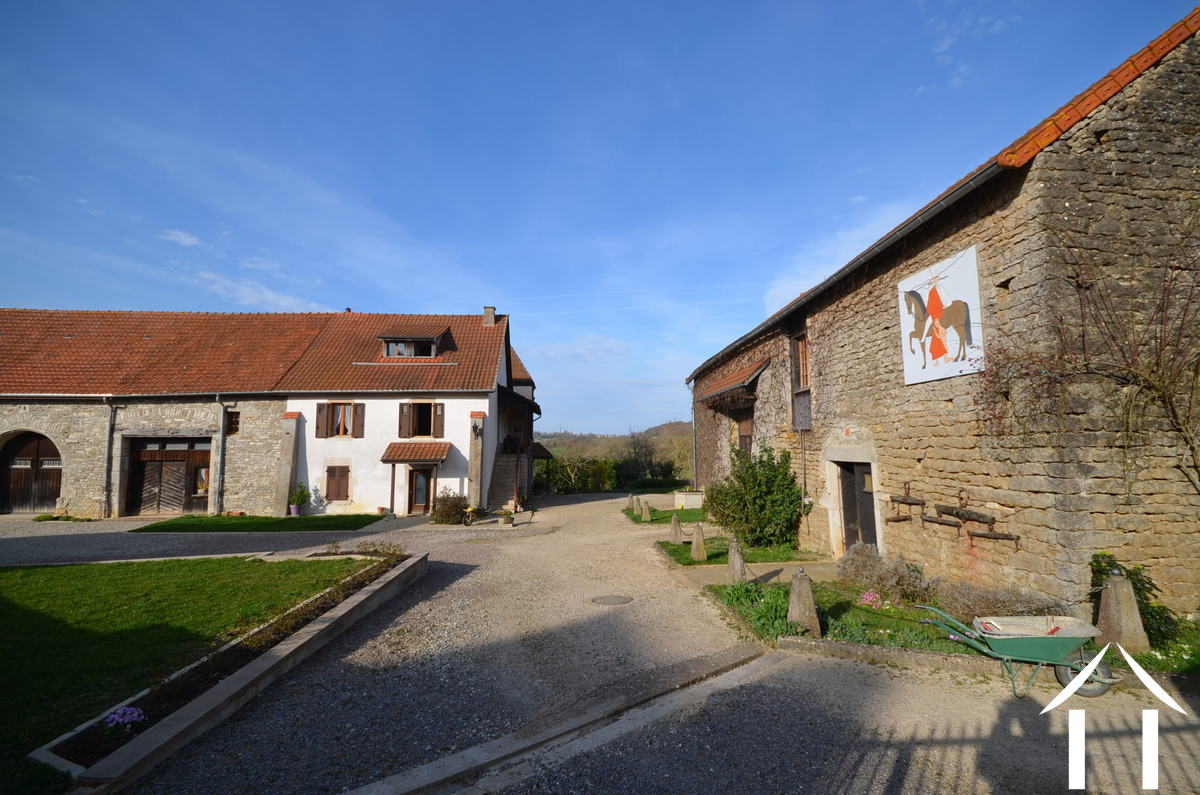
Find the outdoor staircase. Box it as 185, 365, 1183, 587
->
487, 453, 527, 510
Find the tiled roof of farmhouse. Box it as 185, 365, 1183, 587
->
687, 7, 1200, 384
510, 349, 533, 383
0, 309, 512, 396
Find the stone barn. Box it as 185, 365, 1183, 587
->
688, 10, 1200, 614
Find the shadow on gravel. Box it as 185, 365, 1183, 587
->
501, 659, 1199, 795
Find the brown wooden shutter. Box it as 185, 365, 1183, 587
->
315, 403, 329, 438
399, 403, 412, 438
352, 403, 365, 438
432, 403, 445, 438
326, 466, 349, 501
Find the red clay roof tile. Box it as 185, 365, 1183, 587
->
380, 442, 452, 462
0, 309, 519, 396
697, 359, 770, 402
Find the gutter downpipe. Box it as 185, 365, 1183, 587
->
215, 394, 227, 515
102, 396, 116, 518
690, 387, 698, 489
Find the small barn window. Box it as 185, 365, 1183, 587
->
792, 334, 813, 431
225, 411, 241, 435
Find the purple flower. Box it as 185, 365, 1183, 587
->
104, 706, 146, 733
948, 634, 961, 641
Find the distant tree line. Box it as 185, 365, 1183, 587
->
533, 422, 693, 494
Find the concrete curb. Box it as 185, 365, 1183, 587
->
349, 642, 764, 795
777, 635, 1200, 700
64, 552, 428, 792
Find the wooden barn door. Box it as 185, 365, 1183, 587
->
127, 440, 210, 515
0, 432, 62, 513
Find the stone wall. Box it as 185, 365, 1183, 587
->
691, 37, 1200, 613
1, 397, 289, 518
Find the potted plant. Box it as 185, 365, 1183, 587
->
288, 483, 310, 516
498, 509, 514, 526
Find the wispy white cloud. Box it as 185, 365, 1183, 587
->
159, 228, 204, 247
529, 333, 632, 360
762, 200, 918, 315
14, 174, 38, 183
239, 256, 282, 273
184, 270, 333, 312
920, 6, 1020, 89
848, 195, 867, 204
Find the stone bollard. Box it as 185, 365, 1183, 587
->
626, 493, 634, 511
641, 500, 652, 522
632, 496, 642, 516
670, 514, 682, 545
1097, 571, 1150, 653
690, 524, 707, 562
788, 567, 822, 638
728, 537, 747, 583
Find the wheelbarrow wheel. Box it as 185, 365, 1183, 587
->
1054, 651, 1113, 697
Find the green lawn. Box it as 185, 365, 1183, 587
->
132, 513, 383, 532
0, 556, 369, 792
622, 506, 706, 525
658, 537, 820, 566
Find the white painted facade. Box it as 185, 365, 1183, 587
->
287, 393, 492, 515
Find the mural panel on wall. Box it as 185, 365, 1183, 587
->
897, 246, 986, 385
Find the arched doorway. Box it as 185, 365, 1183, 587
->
0, 432, 63, 513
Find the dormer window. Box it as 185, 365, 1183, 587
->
383, 339, 435, 358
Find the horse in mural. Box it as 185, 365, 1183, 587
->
903, 290, 972, 367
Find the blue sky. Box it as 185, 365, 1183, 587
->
1, 1, 1190, 433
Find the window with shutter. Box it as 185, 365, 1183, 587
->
792, 334, 813, 431
319, 403, 355, 436
432, 403, 445, 437
413, 403, 433, 436
326, 466, 349, 501
399, 403, 413, 437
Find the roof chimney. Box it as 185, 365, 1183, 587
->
483, 306, 496, 326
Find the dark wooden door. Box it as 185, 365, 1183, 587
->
839, 462, 877, 548
0, 432, 62, 513
736, 412, 754, 455
409, 468, 431, 515
127, 441, 209, 515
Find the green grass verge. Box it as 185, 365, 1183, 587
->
132, 513, 383, 533
623, 506, 706, 525
710, 580, 974, 652
0, 556, 369, 792
657, 537, 820, 566
713, 580, 1200, 676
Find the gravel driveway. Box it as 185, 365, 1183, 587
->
135, 493, 741, 794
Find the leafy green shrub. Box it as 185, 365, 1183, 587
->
429, 488, 468, 524
534, 457, 619, 494
836, 543, 937, 603
702, 448, 810, 547
288, 483, 310, 506
1091, 552, 1179, 648
32, 514, 56, 522
723, 580, 764, 607
31, 514, 94, 523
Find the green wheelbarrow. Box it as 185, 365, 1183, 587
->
916, 605, 1121, 698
